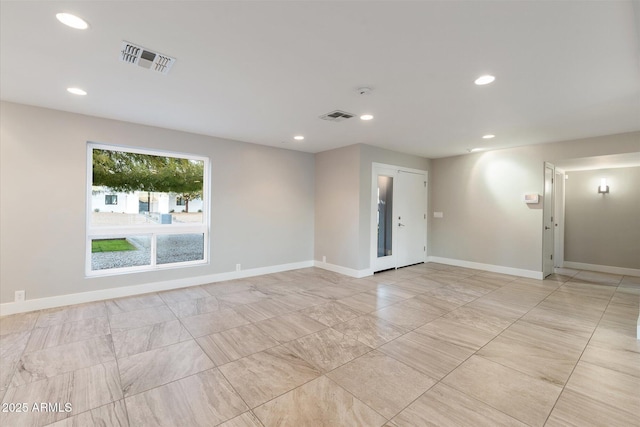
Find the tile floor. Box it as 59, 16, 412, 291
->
0, 264, 638, 427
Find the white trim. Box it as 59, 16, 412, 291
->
563, 261, 640, 277
372, 162, 429, 176
0, 260, 314, 316
427, 256, 544, 280
314, 261, 373, 279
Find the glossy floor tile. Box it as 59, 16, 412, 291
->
442, 356, 563, 426
218, 345, 321, 408
285, 328, 372, 372
0, 312, 39, 335
125, 369, 247, 426
118, 340, 214, 397
414, 317, 496, 352
336, 291, 399, 313
0, 331, 30, 392
299, 301, 361, 327
231, 298, 293, 322
35, 302, 107, 329
24, 317, 111, 354
217, 411, 263, 427
46, 400, 129, 427
561, 361, 640, 416
180, 308, 250, 337
108, 306, 176, 333
157, 286, 211, 305
372, 304, 441, 329
442, 304, 516, 334
253, 376, 387, 427
1, 361, 123, 427
327, 350, 435, 419
332, 314, 408, 348
477, 334, 580, 386
378, 331, 469, 380
254, 312, 326, 343
196, 323, 278, 364
105, 293, 165, 316
0, 265, 637, 426
546, 388, 637, 427
14, 335, 116, 385
388, 383, 527, 427
165, 295, 226, 318
111, 319, 191, 358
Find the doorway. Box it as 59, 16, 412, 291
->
371, 163, 427, 272
542, 162, 555, 277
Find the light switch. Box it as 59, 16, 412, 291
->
433, 212, 443, 218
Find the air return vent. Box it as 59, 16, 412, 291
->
120, 41, 175, 75
319, 110, 355, 122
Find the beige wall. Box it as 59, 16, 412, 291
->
564, 167, 640, 269
2, 99, 638, 305
430, 131, 640, 273
0, 102, 315, 304
314, 145, 361, 270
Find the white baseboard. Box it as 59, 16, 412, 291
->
427, 256, 544, 280
0, 260, 314, 316
314, 261, 373, 279
563, 261, 640, 277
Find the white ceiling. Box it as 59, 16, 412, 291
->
1, 1, 639, 158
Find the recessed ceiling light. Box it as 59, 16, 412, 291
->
294, 135, 304, 141
468, 148, 482, 152
67, 87, 87, 96
474, 75, 495, 85
56, 13, 89, 30
360, 114, 374, 121
482, 134, 495, 139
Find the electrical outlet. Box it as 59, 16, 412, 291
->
235, 264, 241, 272
322, 256, 326, 263
15, 290, 25, 302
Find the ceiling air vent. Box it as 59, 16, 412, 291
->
319, 110, 355, 122
120, 41, 175, 75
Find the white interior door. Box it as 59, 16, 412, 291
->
543, 162, 555, 277
372, 164, 427, 272
396, 171, 427, 268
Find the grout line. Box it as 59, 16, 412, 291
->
372, 269, 569, 425
540, 276, 619, 426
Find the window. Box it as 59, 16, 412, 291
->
87, 143, 209, 275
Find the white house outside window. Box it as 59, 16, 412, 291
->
86, 142, 210, 275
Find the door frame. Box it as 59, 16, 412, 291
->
554, 169, 566, 268
542, 162, 555, 277
371, 162, 428, 272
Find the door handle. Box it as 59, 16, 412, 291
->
398, 223, 406, 227
544, 226, 551, 230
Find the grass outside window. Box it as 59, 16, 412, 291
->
91, 238, 137, 253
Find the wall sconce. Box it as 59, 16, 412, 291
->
598, 178, 609, 194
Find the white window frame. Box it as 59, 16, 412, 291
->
86, 142, 210, 277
